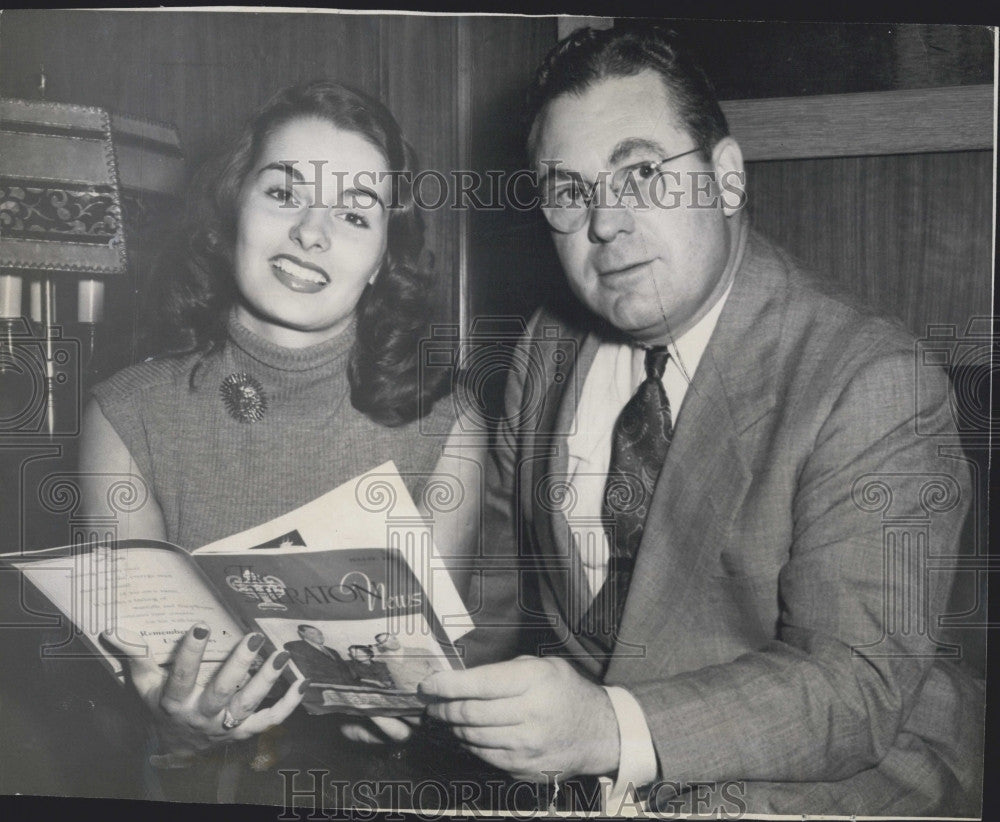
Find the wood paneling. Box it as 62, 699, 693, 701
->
379, 15, 460, 317
724, 85, 994, 161
667, 21, 994, 99
746, 150, 993, 337
457, 16, 561, 328
0, 10, 383, 169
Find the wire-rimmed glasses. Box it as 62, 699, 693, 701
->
539, 146, 702, 234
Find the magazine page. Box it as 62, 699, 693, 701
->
194, 546, 460, 716
2, 540, 246, 685
195, 461, 473, 643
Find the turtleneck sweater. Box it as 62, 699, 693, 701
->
91, 312, 456, 548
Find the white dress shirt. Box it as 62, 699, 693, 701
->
565, 280, 733, 802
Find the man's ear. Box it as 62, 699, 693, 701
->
711, 136, 746, 217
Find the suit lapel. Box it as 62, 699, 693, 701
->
607, 230, 789, 681
526, 325, 601, 633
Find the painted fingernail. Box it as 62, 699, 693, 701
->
272, 651, 290, 670
299, 680, 311, 694
192, 626, 209, 640
247, 633, 265, 652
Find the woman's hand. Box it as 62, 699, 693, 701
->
103, 623, 304, 762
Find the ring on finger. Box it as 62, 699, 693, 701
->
221, 707, 245, 730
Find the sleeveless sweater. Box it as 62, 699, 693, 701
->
91, 312, 456, 549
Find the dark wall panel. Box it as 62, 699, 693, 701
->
0, 11, 383, 167
667, 21, 993, 99
459, 16, 562, 326
746, 150, 993, 338
380, 15, 461, 311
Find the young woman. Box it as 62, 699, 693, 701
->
79, 80, 484, 802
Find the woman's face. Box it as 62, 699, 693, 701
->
233, 115, 391, 348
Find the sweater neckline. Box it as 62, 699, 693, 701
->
227, 311, 355, 372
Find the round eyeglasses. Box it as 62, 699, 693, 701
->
538, 146, 702, 234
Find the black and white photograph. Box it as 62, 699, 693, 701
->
261, 619, 453, 707
0, 6, 995, 820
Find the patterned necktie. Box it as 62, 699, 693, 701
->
580, 346, 673, 657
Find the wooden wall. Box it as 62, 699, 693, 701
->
458, 17, 565, 330
746, 150, 993, 338
667, 21, 993, 98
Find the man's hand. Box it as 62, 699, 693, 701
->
420, 656, 619, 780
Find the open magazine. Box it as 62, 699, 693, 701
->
1, 462, 472, 717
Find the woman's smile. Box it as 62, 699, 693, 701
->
270, 254, 331, 293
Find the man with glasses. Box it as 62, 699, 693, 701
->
416, 25, 982, 815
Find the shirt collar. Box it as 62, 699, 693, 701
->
565, 277, 735, 467
661, 274, 734, 383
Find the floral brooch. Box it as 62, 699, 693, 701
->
220, 372, 267, 423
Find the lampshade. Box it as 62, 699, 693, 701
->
0, 98, 128, 277
108, 111, 186, 262
0, 98, 184, 437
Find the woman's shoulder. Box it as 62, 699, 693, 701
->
414, 388, 459, 436
90, 351, 204, 407
358, 389, 458, 477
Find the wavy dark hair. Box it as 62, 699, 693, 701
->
526, 24, 730, 161
151, 80, 446, 427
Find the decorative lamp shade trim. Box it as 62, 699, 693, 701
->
0, 98, 128, 277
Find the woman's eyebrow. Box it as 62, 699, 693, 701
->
340, 186, 385, 210
255, 165, 384, 209
257, 161, 305, 181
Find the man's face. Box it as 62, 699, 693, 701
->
531, 71, 744, 343
300, 626, 324, 645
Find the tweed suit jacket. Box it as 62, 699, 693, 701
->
282, 640, 354, 685
463, 230, 984, 816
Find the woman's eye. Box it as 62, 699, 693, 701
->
635, 162, 659, 180
340, 212, 370, 229
265, 186, 298, 207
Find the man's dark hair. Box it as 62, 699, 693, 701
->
526, 24, 729, 159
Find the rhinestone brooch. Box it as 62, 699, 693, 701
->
220, 372, 267, 423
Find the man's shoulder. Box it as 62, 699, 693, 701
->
747, 231, 917, 359
738, 232, 952, 427
525, 300, 606, 344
